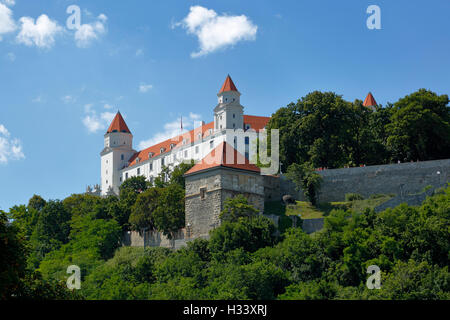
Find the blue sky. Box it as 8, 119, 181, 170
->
0, 0, 449, 210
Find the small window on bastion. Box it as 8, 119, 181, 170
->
200, 187, 206, 200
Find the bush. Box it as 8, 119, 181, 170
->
345, 193, 364, 201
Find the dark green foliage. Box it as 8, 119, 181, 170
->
386, 89, 450, 162
219, 194, 259, 222
28, 195, 46, 212
345, 193, 364, 201
268, 89, 449, 170
209, 216, 276, 259
285, 162, 322, 205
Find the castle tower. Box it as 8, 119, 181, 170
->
100, 111, 135, 195
363, 92, 378, 111
214, 75, 244, 132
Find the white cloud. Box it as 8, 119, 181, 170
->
16, 14, 62, 48
74, 14, 107, 48
139, 83, 153, 93
61, 95, 76, 104
135, 48, 144, 56
176, 6, 257, 58
0, 124, 24, 164
104, 103, 113, 109
82, 105, 116, 134
2, 0, 15, 7
138, 112, 202, 150
0, 3, 16, 39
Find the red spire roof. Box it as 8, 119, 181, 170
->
185, 142, 260, 175
219, 75, 238, 94
363, 92, 377, 107
107, 112, 131, 134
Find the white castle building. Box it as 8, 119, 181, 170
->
100, 75, 271, 195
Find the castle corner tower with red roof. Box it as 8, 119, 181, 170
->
100, 111, 136, 195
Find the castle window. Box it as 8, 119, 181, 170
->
161, 158, 165, 166
245, 137, 249, 145
136, 157, 140, 164
245, 124, 251, 130
200, 187, 206, 200
120, 177, 122, 182
245, 152, 249, 159
184, 150, 188, 158
233, 123, 235, 129
106, 180, 108, 184
150, 163, 153, 171
210, 140, 214, 149
170, 143, 176, 150
137, 168, 140, 175
149, 152, 154, 158
195, 146, 199, 154
197, 133, 201, 140
125, 173, 128, 180
160, 147, 165, 154
233, 113, 235, 118
121, 154, 124, 160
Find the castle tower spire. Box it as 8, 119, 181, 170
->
101, 111, 135, 196
107, 111, 131, 134
363, 92, 377, 111
214, 75, 243, 132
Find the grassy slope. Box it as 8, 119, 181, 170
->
265, 195, 393, 220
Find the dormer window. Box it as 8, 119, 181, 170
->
197, 133, 201, 140
136, 157, 140, 164
160, 147, 165, 154
170, 143, 176, 150
245, 124, 251, 130
149, 152, 154, 158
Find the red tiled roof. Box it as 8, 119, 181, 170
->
363, 92, 377, 107
185, 142, 260, 175
219, 75, 238, 94
107, 112, 131, 134
243, 115, 270, 130
127, 121, 215, 167
125, 115, 271, 168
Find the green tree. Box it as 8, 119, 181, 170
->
28, 195, 47, 212
285, 162, 322, 205
386, 89, 450, 161
153, 184, 185, 239
209, 216, 276, 259
267, 91, 356, 170
129, 187, 160, 231
219, 195, 259, 222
